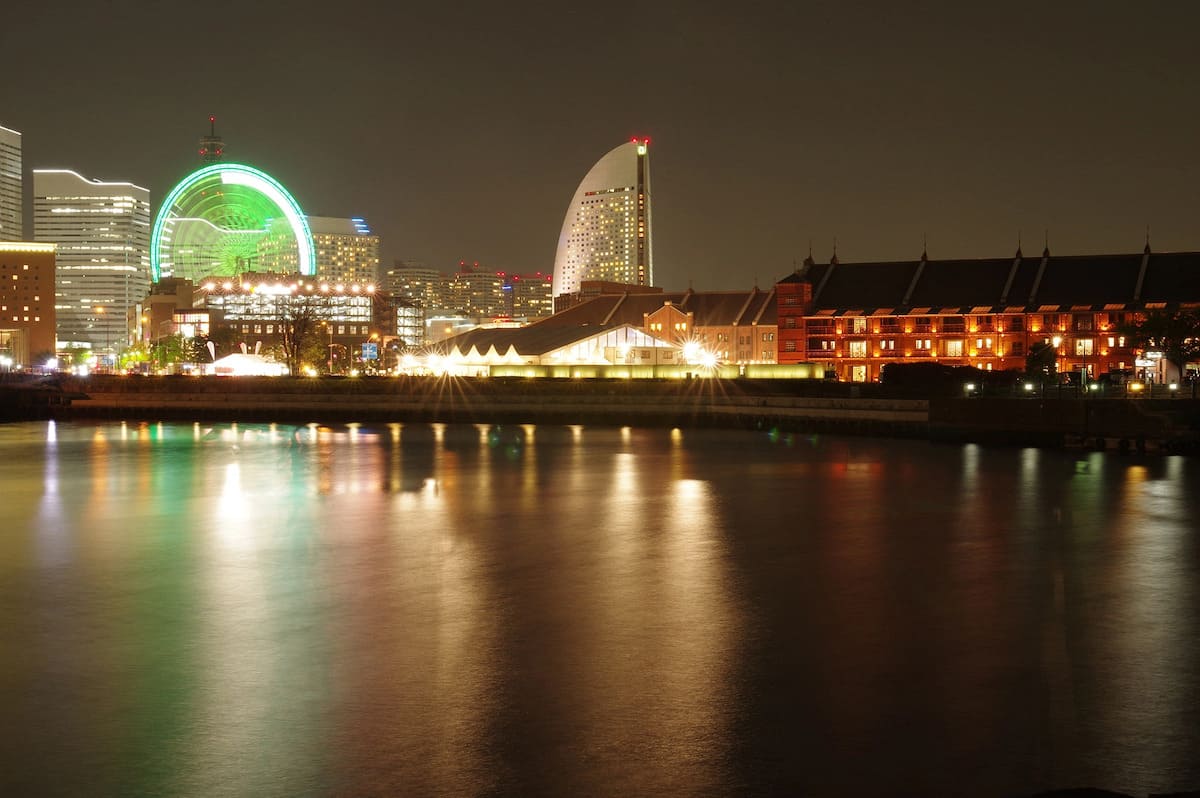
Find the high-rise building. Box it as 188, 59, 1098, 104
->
381, 260, 450, 312
503, 271, 553, 319
0, 242, 56, 367
33, 169, 151, 353
552, 138, 652, 302
0, 125, 21, 240
309, 216, 380, 284
257, 216, 377, 284
452, 262, 506, 318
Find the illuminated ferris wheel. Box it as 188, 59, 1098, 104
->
150, 162, 315, 282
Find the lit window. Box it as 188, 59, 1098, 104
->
946, 340, 964, 357
1075, 339, 1094, 356
848, 340, 868, 357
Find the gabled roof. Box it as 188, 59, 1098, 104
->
1139, 251, 1200, 304
812, 260, 920, 309
1034, 254, 1142, 306
539, 288, 777, 328
787, 249, 1200, 313
436, 324, 607, 357
434, 322, 675, 360
907, 258, 1015, 309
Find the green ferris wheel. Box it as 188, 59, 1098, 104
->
150, 162, 315, 282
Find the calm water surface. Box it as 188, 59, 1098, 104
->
1, 420, 1198, 797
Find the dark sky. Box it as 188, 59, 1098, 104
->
3, 1, 1198, 289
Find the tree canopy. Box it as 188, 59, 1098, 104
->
1120, 310, 1200, 376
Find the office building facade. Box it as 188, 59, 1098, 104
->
0, 125, 21, 240
33, 169, 150, 352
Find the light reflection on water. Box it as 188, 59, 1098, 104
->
0, 421, 1198, 796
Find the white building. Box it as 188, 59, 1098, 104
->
0, 125, 21, 240
426, 323, 679, 377
552, 138, 652, 301
33, 169, 151, 353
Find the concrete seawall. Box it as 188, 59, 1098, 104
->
57, 380, 931, 437
7, 375, 1199, 452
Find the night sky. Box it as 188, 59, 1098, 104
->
3, 1, 1198, 289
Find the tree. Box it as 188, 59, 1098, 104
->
1120, 310, 1200, 381
64, 346, 92, 368
1025, 340, 1057, 380
152, 333, 189, 369
29, 349, 57, 369
278, 295, 327, 375
190, 326, 240, 365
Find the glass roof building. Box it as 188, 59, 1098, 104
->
552, 139, 652, 301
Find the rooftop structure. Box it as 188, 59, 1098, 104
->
198, 115, 224, 163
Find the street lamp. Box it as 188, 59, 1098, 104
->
95, 305, 109, 371
325, 321, 334, 374
1051, 335, 1063, 386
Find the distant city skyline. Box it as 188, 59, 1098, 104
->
3, 2, 1200, 290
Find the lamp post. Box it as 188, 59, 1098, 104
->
95, 305, 109, 371
326, 322, 334, 374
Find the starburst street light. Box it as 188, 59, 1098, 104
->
680, 340, 718, 370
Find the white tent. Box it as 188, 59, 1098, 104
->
206, 353, 288, 377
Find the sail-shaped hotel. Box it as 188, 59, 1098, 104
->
551, 139, 652, 302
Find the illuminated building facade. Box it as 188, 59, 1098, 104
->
432, 323, 681, 375
33, 169, 150, 352
0, 125, 21, 240
452, 262, 506, 317
197, 274, 380, 370
131, 277, 197, 345
309, 216, 380, 284
776, 245, 1200, 382
392, 297, 424, 348
381, 260, 450, 313
552, 139, 652, 303
0, 242, 56, 366
535, 285, 778, 364
262, 216, 380, 284
504, 271, 553, 319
